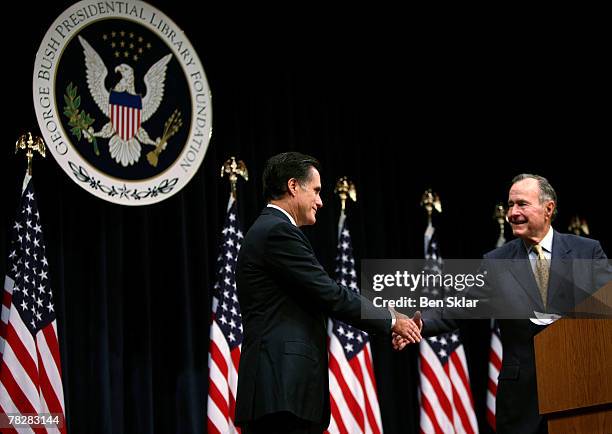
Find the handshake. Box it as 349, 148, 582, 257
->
390, 309, 423, 351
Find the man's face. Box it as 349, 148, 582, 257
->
295, 167, 323, 226
507, 178, 554, 244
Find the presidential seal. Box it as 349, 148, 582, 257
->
33, 0, 212, 205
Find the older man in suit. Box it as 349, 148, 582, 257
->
396, 173, 611, 434
235, 152, 422, 434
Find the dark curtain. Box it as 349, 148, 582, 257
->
2, 2, 609, 433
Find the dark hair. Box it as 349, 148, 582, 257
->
262, 152, 321, 202
511, 173, 558, 219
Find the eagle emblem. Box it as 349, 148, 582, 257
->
73, 35, 178, 167
34, 2, 212, 206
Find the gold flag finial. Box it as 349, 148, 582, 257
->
420, 189, 442, 225
221, 157, 249, 199
334, 177, 357, 212
568, 215, 590, 236
494, 203, 506, 230
494, 202, 507, 247
15, 132, 46, 176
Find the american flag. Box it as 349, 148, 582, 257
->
419, 222, 478, 434
0, 175, 66, 433
487, 229, 506, 431
486, 321, 501, 431
207, 197, 244, 434
326, 211, 383, 434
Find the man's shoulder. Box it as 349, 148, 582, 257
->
553, 231, 602, 254
247, 208, 299, 238
484, 238, 523, 259
482, 231, 603, 259
554, 231, 599, 247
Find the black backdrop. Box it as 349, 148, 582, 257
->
2, 2, 610, 433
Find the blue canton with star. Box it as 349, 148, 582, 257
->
332, 220, 369, 359
424, 227, 458, 352
424, 332, 462, 364
212, 201, 244, 350
6, 182, 56, 335
422, 234, 445, 298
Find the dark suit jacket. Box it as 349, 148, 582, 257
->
424, 231, 611, 434
234, 207, 392, 426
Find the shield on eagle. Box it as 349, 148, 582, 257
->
109, 91, 142, 141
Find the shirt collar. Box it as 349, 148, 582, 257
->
267, 204, 297, 227
525, 225, 554, 254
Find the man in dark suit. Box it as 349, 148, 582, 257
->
235, 152, 422, 434
395, 173, 611, 434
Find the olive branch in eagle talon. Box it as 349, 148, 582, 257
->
64, 82, 100, 155
146, 109, 183, 167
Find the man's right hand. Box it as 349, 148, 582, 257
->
390, 309, 422, 346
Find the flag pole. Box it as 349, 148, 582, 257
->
334, 176, 356, 238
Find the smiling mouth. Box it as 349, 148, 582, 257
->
510, 219, 527, 225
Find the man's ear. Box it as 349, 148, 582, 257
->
545, 201, 555, 219
287, 178, 299, 197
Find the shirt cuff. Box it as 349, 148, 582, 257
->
388, 307, 396, 329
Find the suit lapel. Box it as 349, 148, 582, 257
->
546, 231, 572, 308
508, 240, 545, 311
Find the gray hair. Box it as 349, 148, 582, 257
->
511, 173, 558, 219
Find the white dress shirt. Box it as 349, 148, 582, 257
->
267, 204, 297, 226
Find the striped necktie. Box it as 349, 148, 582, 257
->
533, 243, 549, 307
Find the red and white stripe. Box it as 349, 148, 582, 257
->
207, 313, 241, 434
326, 323, 383, 434
419, 339, 479, 434
0, 276, 13, 355
0, 276, 66, 434
486, 324, 502, 431
110, 104, 141, 141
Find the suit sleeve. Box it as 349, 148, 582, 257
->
422, 317, 459, 337
264, 222, 392, 334
592, 241, 612, 291
421, 256, 493, 335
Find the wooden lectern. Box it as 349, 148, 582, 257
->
534, 283, 612, 433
